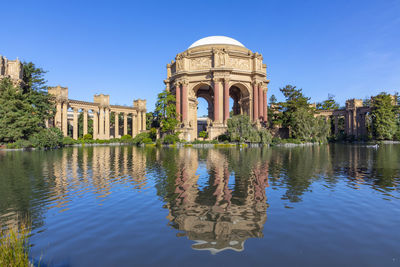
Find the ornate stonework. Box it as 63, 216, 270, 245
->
164, 36, 269, 141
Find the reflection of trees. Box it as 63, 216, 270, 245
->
154, 148, 269, 253
0, 146, 148, 229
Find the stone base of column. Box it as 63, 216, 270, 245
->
176, 126, 193, 142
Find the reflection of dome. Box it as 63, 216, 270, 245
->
188, 36, 245, 49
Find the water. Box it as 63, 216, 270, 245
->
0, 145, 399, 266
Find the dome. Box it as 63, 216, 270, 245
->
188, 36, 245, 49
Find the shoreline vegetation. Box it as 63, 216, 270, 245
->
1, 62, 399, 152
0, 224, 31, 267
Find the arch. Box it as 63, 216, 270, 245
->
228, 82, 251, 117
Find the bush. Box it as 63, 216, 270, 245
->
6, 139, 32, 149
259, 128, 273, 144
30, 127, 64, 149
132, 132, 151, 145
162, 134, 179, 144
226, 115, 273, 144
142, 137, 153, 144
121, 134, 132, 141
62, 136, 76, 146
83, 133, 93, 140
217, 134, 230, 142
199, 131, 208, 140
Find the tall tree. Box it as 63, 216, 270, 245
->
0, 62, 54, 142
153, 90, 179, 135
317, 94, 339, 110
371, 93, 397, 140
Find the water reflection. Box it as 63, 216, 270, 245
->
0, 144, 399, 258
159, 149, 269, 253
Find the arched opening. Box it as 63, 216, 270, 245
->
193, 83, 214, 138
228, 83, 251, 118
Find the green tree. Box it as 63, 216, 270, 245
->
153, 90, 179, 135
0, 62, 54, 143
317, 94, 339, 110
371, 93, 397, 140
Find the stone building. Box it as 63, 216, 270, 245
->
164, 36, 269, 140
0, 55, 24, 86
48, 86, 146, 140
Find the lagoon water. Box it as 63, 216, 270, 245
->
0, 145, 399, 266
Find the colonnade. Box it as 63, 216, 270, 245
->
49, 86, 146, 140
252, 80, 268, 122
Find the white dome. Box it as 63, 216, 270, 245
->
188, 36, 245, 49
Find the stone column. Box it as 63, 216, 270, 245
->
62, 102, 68, 136
334, 116, 339, 135
123, 113, 128, 136
99, 107, 104, 139
73, 108, 78, 140
133, 113, 138, 136
56, 102, 62, 129
136, 112, 141, 133
142, 111, 146, 131
258, 83, 263, 121
115, 112, 119, 138
93, 110, 98, 140
105, 108, 110, 140
263, 90, 267, 122
214, 80, 220, 122
223, 79, 229, 123
176, 83, 181, 121
182, 82, 188, 123
253, 83, 258, 122
83, 109, 88, 136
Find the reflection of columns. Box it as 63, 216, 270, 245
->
93, 110, 98, 139
258, 83, 263, 120
182, 82, 188, 123
334, 116, 338, 135
105, 108, 110, 140
253, 83, 258, 121
123, 113, 128, 136
263, 90, 267, 122
142, 111, 146, 131
99, 107, 104, 139
214, 80, 220, 122
176, 83, 181, 121
115, 112, 119, 138
73, 108, 78, 140
55, 102, 62, 129
62, 102, 68, 136
223, 79, 229, 123
83, 109, 88, 136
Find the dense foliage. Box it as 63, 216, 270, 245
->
30, 127, 64, 149
0, 62, 54, 143
273, 85, 331, 142
227, 115, 272, 144
371, 93, 398, 140
153, 90, 179, 135
317, 94, 340, 110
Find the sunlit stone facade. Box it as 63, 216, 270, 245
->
164, 36, 269, 141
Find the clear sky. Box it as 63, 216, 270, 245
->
1, 0, 399, 114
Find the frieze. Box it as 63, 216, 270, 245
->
229, 57, 250, 70
190, 57, 212, 70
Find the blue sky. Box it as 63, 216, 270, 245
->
1, 0, 399, 115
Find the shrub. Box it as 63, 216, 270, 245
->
132, 132, 151, 145
226, 115, 273, 144
6, 140, 32, 149
83, 133, 93, 140
199, 131, 208, 140
162, 134, 179, 144
142, 137, 153, 144
217, 134, 230, 142
62, 136, 76, 146
259, 128, 273, 144
30, 127, 64, 149
121, 134, 132, 141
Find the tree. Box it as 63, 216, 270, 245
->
317, 94, 339, 110
0, 62, 54, 143
371, 93, 397, 140
227, 115, 272, 144
153, 90, 179, 135
269, 94, 277, 106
